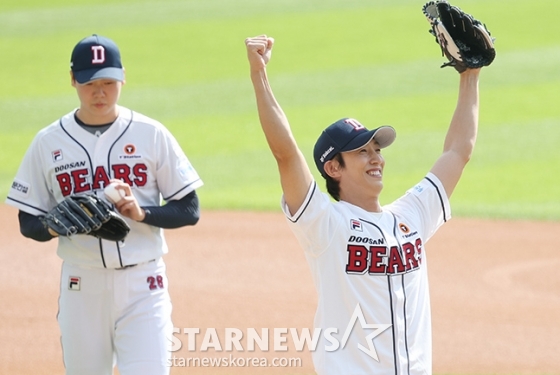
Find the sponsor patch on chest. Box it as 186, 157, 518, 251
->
118, 144, 142, 160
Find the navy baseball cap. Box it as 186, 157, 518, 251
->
313, 118, 396, 178
70, 34, 124, 84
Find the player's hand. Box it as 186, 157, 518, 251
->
107, 179, 145, 222
245, 35, 274, 71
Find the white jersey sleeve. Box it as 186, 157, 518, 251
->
6, 124, 60, 216
134, 111, 203, 203
384, 172, 451, 243
281, 182, 343, 258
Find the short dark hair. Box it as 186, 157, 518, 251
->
325, 153, 345, 201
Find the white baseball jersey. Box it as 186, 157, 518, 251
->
6, 106, 203, 268
282, 172, 450, 375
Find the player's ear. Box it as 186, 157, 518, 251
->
324, 159, 342, 179
121, 67, 126, 85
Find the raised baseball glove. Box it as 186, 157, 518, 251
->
422, 0, 495, 73
41, 194, 130, 242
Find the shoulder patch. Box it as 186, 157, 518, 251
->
177, 158, 197, 181
410, 183, 425, 196
10, 178, 31, 197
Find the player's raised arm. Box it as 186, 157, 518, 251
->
245, 35, 314, 215
430, 68, 480, 198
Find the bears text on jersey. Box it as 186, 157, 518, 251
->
56, 162, 148, 196
345, 238, 423, 276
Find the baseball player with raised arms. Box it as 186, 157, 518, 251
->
6, 34, 203, 374
245, 34, 482, 374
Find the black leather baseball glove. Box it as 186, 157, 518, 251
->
422, 0, 496, 73
41, 194, 130, 242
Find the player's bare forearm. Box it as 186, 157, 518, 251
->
246, 36, 300, 160
430, 68, 480, 197
444, 69, 480, 158
246, 35, 313, 214
250, 71, 299, 158
250, 70, 313, 213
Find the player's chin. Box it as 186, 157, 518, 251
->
367, 177, 384, 190
363, 179, 383, 192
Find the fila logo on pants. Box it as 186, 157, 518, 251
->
68, 277, 81, 291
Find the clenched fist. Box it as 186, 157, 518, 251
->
245, 35, 274, 71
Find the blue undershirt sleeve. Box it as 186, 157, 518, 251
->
19, 210, 54, 242
141, 190, 200, 229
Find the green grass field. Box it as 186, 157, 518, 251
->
1, 0, 559, 220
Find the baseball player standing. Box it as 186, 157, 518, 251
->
5, 34, 203, 375
245, 34, 482, 374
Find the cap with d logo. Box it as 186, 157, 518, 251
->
70, 34, 124, 84
313, 118, 396, 178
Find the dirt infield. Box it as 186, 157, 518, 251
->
1, 204, 559, 374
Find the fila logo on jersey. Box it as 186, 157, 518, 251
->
52, 149, 63, 162
68, 276, 81, 291
350, 219, 363, 232
346, 237, 423, 276
91, 46, 105, 64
